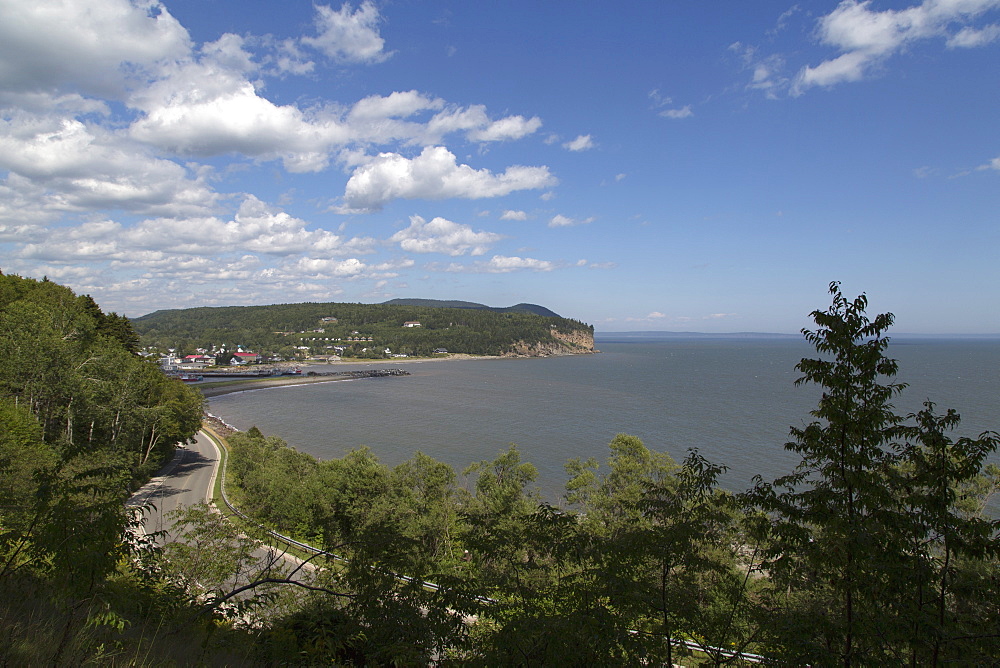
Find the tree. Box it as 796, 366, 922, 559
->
886, 403, 1000, 664
749, 282, 908, 664
750, 282, 1000, 665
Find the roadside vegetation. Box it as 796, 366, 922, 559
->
2, 276, 998, 665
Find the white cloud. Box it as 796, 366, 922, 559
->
0, 0, 191, 97
290, 256, 413, 279
443, 254, 555, 273
977, 156, 1000, 170
274, 38, 315, 75
350, 90, 443, 121
549, 214, 595, 228
730, 42, 789, 99
949, 23, 1000, 45
795, 51, 871, 90
649, 90, 695, 118
301, 1, 390, 64
793, 0, 1000, 94
563, 134, 595, 151
15, 195, 376, 265
0, 115, 221, 217
0, 0, 563, 313
294, 257, 368, 277
389, 215, 503, 256
500, 209, 528, 220
341, 146, 556, 212
130, 58, 542, 170
121, 195, 374, 257
468, 114, 542, 142
128, 39, 349, 170
660, 105, 693, 119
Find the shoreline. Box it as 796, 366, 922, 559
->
197, 353, 500, 398
196, 350, 598, 398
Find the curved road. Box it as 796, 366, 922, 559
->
128, 430, 219, 542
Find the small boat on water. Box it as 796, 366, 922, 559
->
178, 373, 203, 382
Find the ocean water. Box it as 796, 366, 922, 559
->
207, 337, 1000, 504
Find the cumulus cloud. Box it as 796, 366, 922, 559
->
500, 209, 528, 220
290, 256, 413, 279
120, 195, 375, 256
468, 114, 543, 142
793, 0, 1000, 94
390, 215, 502, 256
301, 1, 391, 63
128, 37, 349, 170
130, 59, 542, 170
443, 254, 555, 273
341, 146, 556, 211
350, 90, 443, 121
16, 195, 375, 265
0, 0, 557, 313
0, 0, 191, 97
549, 214, 595, 228
0, 115, 221, 217
563, 134, 595, 151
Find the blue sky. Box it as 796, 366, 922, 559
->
1, 1, 998, 333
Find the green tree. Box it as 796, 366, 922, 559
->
885, 403, 1000, 664
750, 282, 1000, 665
750, 282, 907, 664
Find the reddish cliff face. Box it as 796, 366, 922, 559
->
506, 327, 597, 357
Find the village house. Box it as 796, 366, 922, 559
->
403, 321, 421, 328
182, 354, 216, 366
231, 352, 260, 364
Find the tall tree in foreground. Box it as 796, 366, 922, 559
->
750, 282, 1000, 666
751, 281, 907, 664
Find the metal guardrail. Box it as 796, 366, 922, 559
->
204, 427, 764, 663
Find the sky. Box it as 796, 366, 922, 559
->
1, 0, 998, 334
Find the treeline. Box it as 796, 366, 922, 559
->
131, 300, 594, 357
219, 283, 1000, 665
0, 273, 205, 663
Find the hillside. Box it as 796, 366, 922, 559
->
381, 298, 562, 318
132, 300, 595, 359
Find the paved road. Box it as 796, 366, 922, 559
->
128, 431, 219, 542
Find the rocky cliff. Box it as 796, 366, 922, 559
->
506, 326, 597, 357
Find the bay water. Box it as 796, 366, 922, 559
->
207, 337, 1000, 506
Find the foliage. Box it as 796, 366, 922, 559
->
0, 273, 206, 662
749, 282, 1000, 666
131, 299, 594, 357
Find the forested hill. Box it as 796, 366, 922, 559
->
381, 298, 562, 317
132, 300, 594, 358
